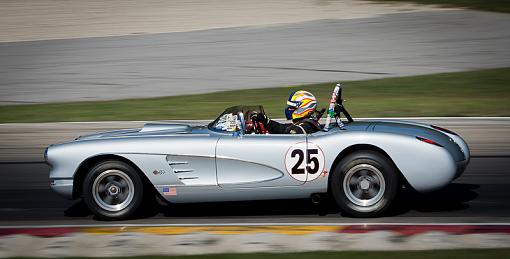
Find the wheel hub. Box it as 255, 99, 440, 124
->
359, 178, 371, 190
342, 164, 386, 209
107, 184, 120, 196
92, 169, 135, 212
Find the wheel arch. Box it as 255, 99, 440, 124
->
327, 144, 408, 192
72, 154, 155, 199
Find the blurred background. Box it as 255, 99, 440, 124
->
1, 0, 508, 120
1, 0, 510, 258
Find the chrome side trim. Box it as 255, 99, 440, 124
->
174, 169, 194, 173
49, 178, 74, 200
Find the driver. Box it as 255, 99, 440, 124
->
252, 90, 321, 134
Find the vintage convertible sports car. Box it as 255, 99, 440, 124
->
47, 84, 470, 220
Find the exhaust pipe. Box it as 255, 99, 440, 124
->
311, 194, 322, 204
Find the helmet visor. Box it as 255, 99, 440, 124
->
285, 107, 295, 120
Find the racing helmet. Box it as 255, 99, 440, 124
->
285, 90, 317, 120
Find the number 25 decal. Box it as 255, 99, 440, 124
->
285, 142, 325, 182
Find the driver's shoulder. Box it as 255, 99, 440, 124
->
292, 119, 320, 134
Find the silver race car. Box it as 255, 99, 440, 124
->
47, 84, 470, 220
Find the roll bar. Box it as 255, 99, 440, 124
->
324, 83, 353, 131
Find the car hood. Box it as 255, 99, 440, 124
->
76, 123, 204, 140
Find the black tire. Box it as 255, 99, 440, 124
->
330, 151, 399, 217
82, 160, 144, 220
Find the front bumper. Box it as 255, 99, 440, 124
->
450, 134, 470, 179
50, 178, 74, 199
455, 159, 469, 179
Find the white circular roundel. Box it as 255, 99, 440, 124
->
285, 142, 325, 182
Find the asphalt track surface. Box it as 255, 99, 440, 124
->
1, 10, 510, 104
0, 156, 509, 226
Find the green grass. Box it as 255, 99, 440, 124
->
9, 249, 510, 259
372, 0, 510, 13
0, 68, 509, 123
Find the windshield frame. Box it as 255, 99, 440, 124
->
208, 105, 265, 133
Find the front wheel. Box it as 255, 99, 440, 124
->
330, 151, 399, 217
83, 160, 143, 220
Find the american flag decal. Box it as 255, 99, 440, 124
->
163, 187, 177, 196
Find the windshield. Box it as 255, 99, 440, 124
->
208, 105, 265, 132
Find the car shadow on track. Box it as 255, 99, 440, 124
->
158, 198, 338, 218
63, 183, 479, 220
386, 183, 479, 216
64, 200, 93, 218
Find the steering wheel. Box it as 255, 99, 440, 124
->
247, 111, 267, 134
252, 117, 260, 134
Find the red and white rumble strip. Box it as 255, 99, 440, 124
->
1, 223, 510, 257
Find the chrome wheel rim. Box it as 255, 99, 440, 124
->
92, 169, 134, 212
343, 164, 385, 210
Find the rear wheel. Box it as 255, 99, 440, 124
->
331, 151, 398, 217
83, 160, 143, 220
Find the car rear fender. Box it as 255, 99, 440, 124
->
311, 131, 457, 193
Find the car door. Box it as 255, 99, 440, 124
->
216, 133, 309, 188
